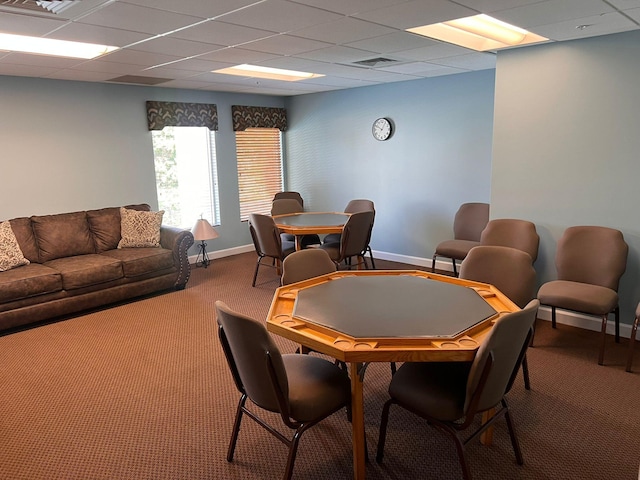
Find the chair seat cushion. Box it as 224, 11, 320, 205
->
435, 240, 480, 260
283, 354, 350, 422
537, 280, 618, 316
323, 233, 341, 244
101, 248, 175, 277
44, 254, 123, 290
389, 361, 472, 422
0, 263, 62, 303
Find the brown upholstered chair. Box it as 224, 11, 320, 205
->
282, 248, 337, 286
248, 213, 295, 287
273, 191, 304, 207
537, 226, 628, 365
319, 210, 374, 270
460, 245, 537, 389
626, 302, 640, 372
431, 203, 489, 276
215, 301, 351, 480
376, 300, 540, 480
479, 218, 539, 263
271, 198, 320, 248
323, 199, 376, 268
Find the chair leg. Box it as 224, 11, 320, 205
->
598, 314, 608, 366
615, 306, 620, 343
390, 362, 396, 376
431, 254, 437, 273
283, 429, 303, 480
502, 399, 524, 465
227, 394, 247, 461
376, 399, 394, 462
521, 354, 531, 390
551, 306, 557, 328
452, 259, 458, 277
367, 246, 376, 269
450, 429, 472, 480
252, 256, 262, 287
626, 314, 639, 372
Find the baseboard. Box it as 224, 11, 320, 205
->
194, 246, 634, 339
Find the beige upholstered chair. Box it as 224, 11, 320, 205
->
479, 218, 539, 263
323, 199, 376, 268
215, 301, 351, 480
271, 198, 320, 248
626, 302, 640, 372
248, 213, 295, 287
537, 226, 628, 365
319, 210, 374, 270
431, 203, 489, 276
460, 245, 537, 389
281, 249, 337, 286
376, 300, 539, 480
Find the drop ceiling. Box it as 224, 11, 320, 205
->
0, 0, 638, 96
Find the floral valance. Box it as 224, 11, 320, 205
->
232, 105, 287, 132
146, 101, 218, 131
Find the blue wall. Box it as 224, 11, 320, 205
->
284, 69, 495, 261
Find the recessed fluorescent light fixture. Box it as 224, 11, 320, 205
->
213, 64, 323, 82
0, 33, 118, 59
407, 14, 548, 51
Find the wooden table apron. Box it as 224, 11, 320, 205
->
266, 270, 519, 480
273, 212, 350, 250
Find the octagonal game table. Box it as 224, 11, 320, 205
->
267, 270, 519, 480
273, 212, 350, 250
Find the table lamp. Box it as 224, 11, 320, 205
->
191, 217, 219, 268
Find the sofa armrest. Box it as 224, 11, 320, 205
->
160, 226, 194, 290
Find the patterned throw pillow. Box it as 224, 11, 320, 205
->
117, 208, 164, 248
0, 220, 30, 271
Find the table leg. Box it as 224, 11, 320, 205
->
480, 408, 495, 445
350, 362, 366, 480
294, 236, 303, 251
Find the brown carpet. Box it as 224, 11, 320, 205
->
0, 252, 639, 479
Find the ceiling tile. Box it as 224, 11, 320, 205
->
0, 63, 61, 77
0, 12, 65, 36
119, 0, 260, 19
296, 45, 378, 63
346, 31, 441, 54
45, 23, 150, 47
290, 0, 408, 16
196, 47, 279, 64
126, 36, 224, 57
607, 0, 640, 9
169, 20, 276, 46
242, 34, 332, 55
532, 11, 638, 40
454, 0, 546, 13
399, 42, 475, 61
430, 52, 497, 70
354, 0, 476, 29
493, 0, 615, 29
290, 17, 396, 44
99, 49, 182, 67
216, 0, 344, 33
45, 69, 117, 82
76, 2, 202, 35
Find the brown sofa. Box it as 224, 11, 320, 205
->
0, 204, 194, 332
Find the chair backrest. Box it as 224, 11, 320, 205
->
282, 249, 337, 285
453, 202, 490, 242
249, 213, 283, 259
273, 191, 304, 207
460, 246, 537, 309
344, 199, 375, 213
215, 301, 288, 414
271, 198, 303, 216
465, 300, 539, 414
340, 210, 375, 259
556, 226, 628, 290
480, 218, 539, 262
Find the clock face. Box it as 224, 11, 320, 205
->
372, 117, 392, 141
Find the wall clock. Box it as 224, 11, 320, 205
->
372, 117, 393, 141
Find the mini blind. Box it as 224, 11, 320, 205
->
236, 128, 283, 221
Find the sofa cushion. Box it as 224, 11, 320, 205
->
118, 208, 164, 248
32, 212, 95, 262
87, 204, 151, 253
0, 263, 62, 303
101, 248, 175, 277
0, 221, 30, 272
44, 254, 124, 290
8, 217, 39, 263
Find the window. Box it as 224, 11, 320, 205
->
151, 126, 220, 228
236, 127, 283, 221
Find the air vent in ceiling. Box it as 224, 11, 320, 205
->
107, 75, 173, 86
352, 57, 400, 68
0, 0, 79, 15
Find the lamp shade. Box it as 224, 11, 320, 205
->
191, 218, 219, 241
